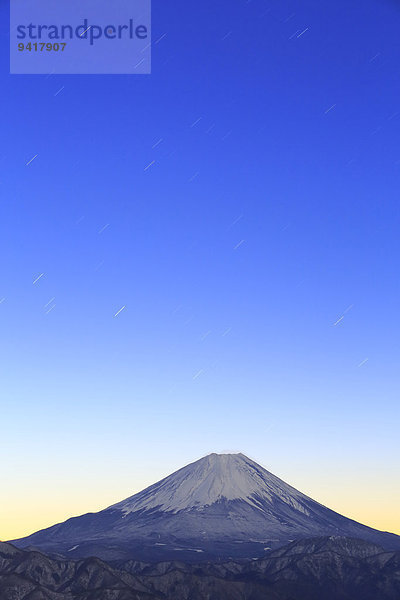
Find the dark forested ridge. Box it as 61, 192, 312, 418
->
1, 536, 400, 600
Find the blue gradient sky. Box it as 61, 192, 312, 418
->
1, 0, 400, 539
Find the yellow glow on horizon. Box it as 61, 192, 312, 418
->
0, 486, 137, 542
1, 489, 399, 542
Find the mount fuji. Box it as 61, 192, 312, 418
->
11, 453, 400, 561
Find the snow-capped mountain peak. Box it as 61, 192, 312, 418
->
109, 452, 308, 515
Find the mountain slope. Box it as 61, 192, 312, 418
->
0, 541, 158, 599
2, 538, 400, 600
10, 453, 400, 561
119, 537, 400, 600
